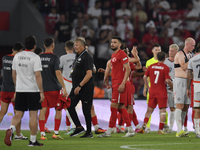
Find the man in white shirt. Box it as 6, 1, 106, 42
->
4, 35, 44, 147
116, 1, 131, 24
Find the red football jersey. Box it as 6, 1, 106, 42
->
111, 50, 129, 87
145, 62, 170, 98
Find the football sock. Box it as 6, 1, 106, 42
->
10, 125, 16, 133
66, 116, 71, 126
175, 109, 182, 133
92, 115, 98, 126
181, 111, 187, 125
45, 107, 50, 124
194, 118, 200, 134
108, 107, 118, 128
159, 122, 165, 130
184, 114, 188, 127
169, 111, 175, 129
146, 115, 152, 128
132, 109, 139, 126
39, 120, 45, 133
30, 135, 36, 143
120, 108, 131, 127
54, 119, 61, 132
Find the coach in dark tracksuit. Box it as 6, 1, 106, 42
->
68, 37, 94, 138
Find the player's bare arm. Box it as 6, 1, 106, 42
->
118, 62, 130, 93
11, 70, 17, 102
104, 60, 111, 87
177, 52, 189, 71
186, 69, 193, 98
55, 70, 68, 97
35, 71, 44, 103
74, 70, 92, 95
143, 75, 149, 93
165, 79, 173, 90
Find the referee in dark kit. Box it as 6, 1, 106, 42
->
67, 37, 94, 138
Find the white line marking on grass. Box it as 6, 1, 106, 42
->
120, 143, 198, 150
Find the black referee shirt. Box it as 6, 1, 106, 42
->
71, 50, 94, 88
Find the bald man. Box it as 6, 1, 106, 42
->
174, 37, 195, 137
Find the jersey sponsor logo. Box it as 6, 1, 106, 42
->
18, 56, 31, 61
3, 66, 11, 70
3, 59, 12, 64
40, 57, 51, 61
42, 65, 48, 68
18, 63, 28, 67
122, 57, 127, 61
112, 99, 117, 101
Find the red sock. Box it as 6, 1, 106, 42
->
132, 109, 139, 126
45, 107, 50, 124
159, 122, 165, 130
66, 116, 71, 126
119, 108, 131, 127
54, 119, 61, 131
184, 114, 188, 127
118, 112, 124, 126
144, 117, 149, 124
39, 120, 45, 132
108, 107, 118, 128
92, 115, 98, 126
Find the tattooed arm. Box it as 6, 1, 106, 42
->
186, 69, 193, 98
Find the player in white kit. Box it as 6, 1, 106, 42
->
164, 44, 178, 133
187, 42, 200, 138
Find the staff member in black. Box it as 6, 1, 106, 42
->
68, 37, 94, 138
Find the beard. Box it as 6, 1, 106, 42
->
111, 47, 118, 51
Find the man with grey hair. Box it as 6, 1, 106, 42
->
174, 37, 195, 137
67, 37, 94, 138
164, 44, 179, 133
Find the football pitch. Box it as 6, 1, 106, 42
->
0, 130, 200, 150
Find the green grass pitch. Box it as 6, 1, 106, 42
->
0, 130, 200, 150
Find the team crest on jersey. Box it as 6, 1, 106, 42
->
112, 57, 116, 62
78, 58, 81, 61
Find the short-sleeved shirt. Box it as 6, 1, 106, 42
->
40, 52, 61, 91
111, 50, 129, 87
71, 50, 94, 88
188, 54, 200, 82
1, 55, 15, 92
12, 50, 42, 92
145, 62, 170, 98
164, 58, 175, 79
60, 53, 76, 82
54, 22, 72, 42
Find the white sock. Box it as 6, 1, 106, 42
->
30, 135, 36, 143
175, 109, 182, 133
10, 125, 16, 133
94, 124, 99, 131
194, 119, 200, 134
41, 132, 45, 136
105, 127, 112, 134
127, 126, 134, 133
135, 124, 141, 129
169, 111, 175, 129
54, 131, 59, 134
181, 111, 187, 125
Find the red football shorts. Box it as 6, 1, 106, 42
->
56, 94, 71, 111
125, 81, 135, 107
42, 91, 60, 108
148, 96, 167, 109
0, 91, 15, 106
111, 83, 127, 104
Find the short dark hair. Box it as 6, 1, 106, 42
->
65, 41, 74, 50
95, 0, 101, 5
24, 35, 37, 50
13, 42, 23, 51
112, 36, 122, 44
152, 44, 161, 49
44, 37, 54, 47
157, 52, 166, 61
34, 47, 43, 55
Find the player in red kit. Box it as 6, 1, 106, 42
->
139, 52, 173, 134
98, 36, 135, 137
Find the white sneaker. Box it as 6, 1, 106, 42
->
15, 133, 28, 140
98, 132, 111, 138
124, 127, 128, 133
146, 128, 150, 133
122, 132, 135, 137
